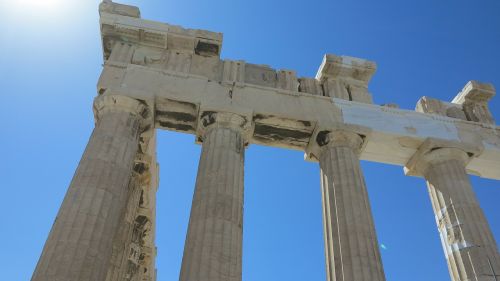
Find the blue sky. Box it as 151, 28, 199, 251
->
1, 0, 499, 280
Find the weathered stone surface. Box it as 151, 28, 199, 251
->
407, 145, 500, 281
31, 2, 500, 281
105, 134, 158, 281
315, 130, 386, 281
100, 2, 222, 61
316, 54, 376, 103
222, 60, 245, 85
416, 96, 468, 120
179, 112, 248, 281
277, 69, 299, 91
244, 63, 277, 88
99, 0, 140, 18
32, 95, 148, 281
453, 81, 496, 125
417, 81, 496, 126
105, 175, 143, 281
298, 77, 323, 96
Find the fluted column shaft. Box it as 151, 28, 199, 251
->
317, 130, 385, 281
180, 112, 248, 281
423, 148, 500, 281
105, 134, 158, 281
32, 96, 147, 281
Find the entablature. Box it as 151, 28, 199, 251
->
97, 1, 500, 181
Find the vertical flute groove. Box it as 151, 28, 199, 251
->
319, 144, 385, 281
425, 158, 500, 281
180, 127, 245, 281
32, 110, 143, 281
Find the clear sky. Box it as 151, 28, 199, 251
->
1, 0, 500, 280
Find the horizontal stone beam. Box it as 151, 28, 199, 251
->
97, 1, 500, 180
97, 62, 500, 180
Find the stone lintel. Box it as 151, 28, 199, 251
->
305, 124, 371, 162
95, 64, 500, 179
404, 138, 482, 177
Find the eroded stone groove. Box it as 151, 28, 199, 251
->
105, 135, 158, 281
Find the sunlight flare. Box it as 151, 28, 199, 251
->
17, 0, 61, 9
6, 0, 72, 20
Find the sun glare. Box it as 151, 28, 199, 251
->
0, 0, 91, 44
18, 0, 61, 9
5, 0, 71, 20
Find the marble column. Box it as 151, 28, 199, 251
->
415, 147, 500, 281
32, 95, 148, 281
316, 130, 385, 281
105, 141, 157, 281
179, 112, 249, 281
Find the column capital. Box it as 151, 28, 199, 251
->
305, 125, 370, 161
404, 138, 482, 177
197, 111, 252, 142
93, 95, 148, 120
93, 95, 154, 154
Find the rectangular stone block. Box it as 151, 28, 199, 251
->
298, 77, 323, 96
190, 55, 222, 81
416, 96, 467, 121
167, 34, 196, 54
244, 63, 277, 88
277, 70, 298, 91
163, 51, 192, 73
349, 84, 373, 104
222, 60, 245, 84
322, 79, 350, 100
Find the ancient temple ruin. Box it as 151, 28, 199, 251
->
32, 1, 500, 280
